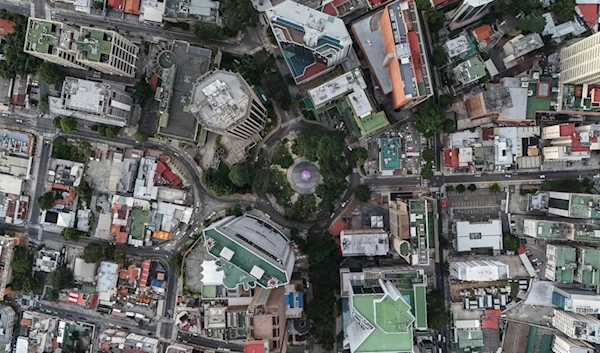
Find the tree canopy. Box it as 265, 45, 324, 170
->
60, 228, 82, 241
414, 100, 455, 137
519, 12, 546, 34
134, 80, 153, 101
490, 183, 500, 194
422, 149, 435, 163
194, 22, 224, 40
551, 0, 576, 23
82, 243, 104, 263
228, 162, 252, 188
351, 147, 368, 165
354, 185, 371, 202
38, 63, 65, 86
456, 184, 466, 193
37, 192, 55, 211
271, 143, 294, 168
50, 266, 74, 290
220, 0, 259, 35
503, 233, 520, 252
427, 289, 449, 330
0, 12, 39, 78
133, 131, 149, 142
421, 162, 434, 179
467, 184, 477, 192
58, 116, 77, 133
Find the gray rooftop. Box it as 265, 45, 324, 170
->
483, 87, 512, 112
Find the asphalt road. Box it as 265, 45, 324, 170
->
29, 138, 52, 228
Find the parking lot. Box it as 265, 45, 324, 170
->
447, 187, 504, 222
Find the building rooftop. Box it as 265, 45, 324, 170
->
523, 219, 600, 242
77, 28, 112, 62
453, 56, 487, 85
343, 268, 427, 353
502, 33, 544, 68
0, 19, 14, 36
340, 229, 390, 257
548, 192, 600, 219
60, 78, 111, 114
457, 329, 484, 349
443, 35, 476, 61
203, 215, 295, 290
352, 12, 391, 94
96, 261, 119, 293
547, 244, 577, 283
308, 69, 368, 110
409, 199, 431, 265
190, 71, 251, 133
379, 138, 400, 171
456, 219, 503, 252
26, 19, 75, 55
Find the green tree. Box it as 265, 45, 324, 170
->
284, 195, 317, 221
228, 162, 251, 187
351, 147, 368, 165
446, 185, 454, 192
490, 183, 500, 194
82, 243, 104, 263
50, 266, 74, 290
37, 192, 55, 211
439, 93, 454, 109
194, 22, 224, 40
134, 80, 153, 100
421, 162, 434, 179
503, 233, 520, 252
422, 149, 435, 163
133, 131, 148, 142
0, 13, 39, 78
59, 116, 77, 133
427, 289, 449, 330
456, 184, 466, 193
170, 252, 184, 277
40, 95, 49, 110
414, 100, 453, 137
467, 184, 477, 192
22, 276, 40, 293
354, 185, 371, 202
38, 62, 65, 86
431, 49, 447, 67
220, 0, 258, 35
551, 0, 576, 23
519, 12, 546, 34
104, 126, 120, 138
271, 144, 294, 168
60, 228, 81, 241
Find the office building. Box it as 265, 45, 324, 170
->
559, 31, 600, 85
352, 0, 433, 110
203, 215, 295, 290
24, 18, 86, 70
76, 27, 138, 77
547, 192, 600, 219
340, 267, 427, 353
552, 287, 600, 315
266, 0, 352, 84
552, 309, 600, 344
546, 244, 577, 283
339, 229, 389, 257
50, 77, 134, 127
552, 335, 594, 353
448, 0, 494, 29
450, 260, 509, 281
245, 287, 287, 353
24, 19, 139, 77
0, 305, 14, 344
190, 70, 267, 141
455, 219, 503, 252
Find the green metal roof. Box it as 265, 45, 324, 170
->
553, 245, 576, 283
457, 329, 484, 349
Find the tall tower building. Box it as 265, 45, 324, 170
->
190, 70, 267, 141
24, 18, 86, 70
449, 0, 494, 28
559, 31, 600, 85
24, 19, 139, 77
552, 309, 600, 344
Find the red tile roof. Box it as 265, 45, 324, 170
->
245, 342, 267, 353
108, 0, 123, 9
473, 25, 493, 42
0, 19, 15, 35
295, 62, 329, 84
481, 310, 502, 329
124, 0, 140, 14
444, 149, 459, 168
559, 123, 575, 137
407, 31, 423, 82
578, 4, 598, 29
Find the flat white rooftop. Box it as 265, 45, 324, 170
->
308, 69, 373, 117
63, 78, 109, 114
266, 0, 352, 47
340, 229, 390, 257
190, 71, 251, 132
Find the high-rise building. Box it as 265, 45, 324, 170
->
76, 27, 139, 77
552, 335, 594, 353
50, 77, 135, 127
559, 32, 600, 85
190, 70, 267, 141
266, 0, 352, 84
24, 18, 86, 70
24, 19, 139, 77
245, 287, 288, 353
552, 309, 600, 344
340, 267, 427, 353
0, 237, 16, 301
0, 305, 14, 344
202, 215, 295, 290
352, 0, 433, 110
448, 0, 494, 29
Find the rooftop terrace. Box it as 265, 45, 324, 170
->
571, 194, 600, 219
77, 29, 112, 62
26, 20, 69, 55
380, 138, 400, 171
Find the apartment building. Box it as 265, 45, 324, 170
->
552, 335, 594, 353
0, 305, 14, 344
0, 237, 16, 301
49, 77, 135, 127
547, 192, 600, 219
24, 19, 139, 77
552, 309, 600, 344
448, 0, 494, 30
190, 70, 267, 140
389, 198, 431, 266
245, 287, 287, 353
24, 18, 86, 69
352, 0, 433, 110
552, 287, 600, 315
266, 0, 352, 84
559, 31, 600, 85
202, 215, 295, 290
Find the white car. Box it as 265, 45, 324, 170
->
341, 201, 347, 207
505, 174, 512, 178
474, 174, 481, 178
539, 175, 546, 179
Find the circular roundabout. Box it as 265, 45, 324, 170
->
288, 159, 321, 195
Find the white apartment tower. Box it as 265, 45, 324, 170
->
552, 335, 594, 353
552, 309, 600, 344
24, 19, 139, 77
190, 70, 267, 141
450, 0, 494, 25
559, 32, 600, 85
0, 305, 14, 344
24, 18, 86, 70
